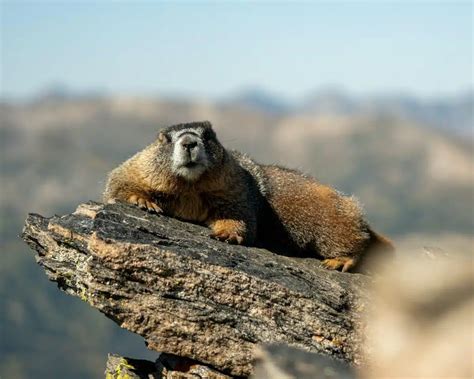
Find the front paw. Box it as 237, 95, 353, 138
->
321, 257, 356, 272
209, 219, 246, 245
210, 230, 244, 245
127, 194, 163, 214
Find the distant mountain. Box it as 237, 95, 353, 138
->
219, 88, 291, 114
221, 87, 474, 138
370, 91, 473, 137
302, 89, 473, 138
299, 87, 360, 115
36, 84, 107, 102
6, 85, 471, 137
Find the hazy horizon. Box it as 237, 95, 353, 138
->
2, 81, 473, 104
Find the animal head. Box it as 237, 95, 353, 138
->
157, 121, 225, 181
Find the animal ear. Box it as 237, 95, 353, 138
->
202, 126, 217, 141
157, 132, 170, 144
203, 121, 214, 130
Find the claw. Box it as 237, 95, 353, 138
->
210, 231, 244, 245
321, 257, 356, 272
127, 195, 163, 214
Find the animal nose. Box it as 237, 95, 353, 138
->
182, 141, 197, 151
180, 136, 198, 151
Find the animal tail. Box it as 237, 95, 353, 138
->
356, 228, 396, 273
368, 228, 395, 253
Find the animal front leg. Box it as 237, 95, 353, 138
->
206, 193, 257, 246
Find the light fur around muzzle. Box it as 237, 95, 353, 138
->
172, 133, 209, 181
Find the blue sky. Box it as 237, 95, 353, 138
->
2, 1, 472, 100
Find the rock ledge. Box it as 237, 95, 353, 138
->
22, 201, 370, 377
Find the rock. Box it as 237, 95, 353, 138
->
157, 353, 231, 378
22, 201, 371, 377
105, 346, 355, 379
105, 353, 230, 379
252, 344, 356, 379
105, 354, 159, 379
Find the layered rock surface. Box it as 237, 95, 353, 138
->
22, 201, 370, 377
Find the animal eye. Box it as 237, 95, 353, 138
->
202, 129, 215, 142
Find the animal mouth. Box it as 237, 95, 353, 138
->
184, 161, 199, 168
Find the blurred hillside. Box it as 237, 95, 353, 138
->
1, 91, 473, 378
225, 87, 474, 137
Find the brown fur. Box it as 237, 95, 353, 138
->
103, 122, 394, 272
257, 166, 392, 271
104, 137, 257, 244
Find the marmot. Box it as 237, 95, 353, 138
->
103, 121, 393, 272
